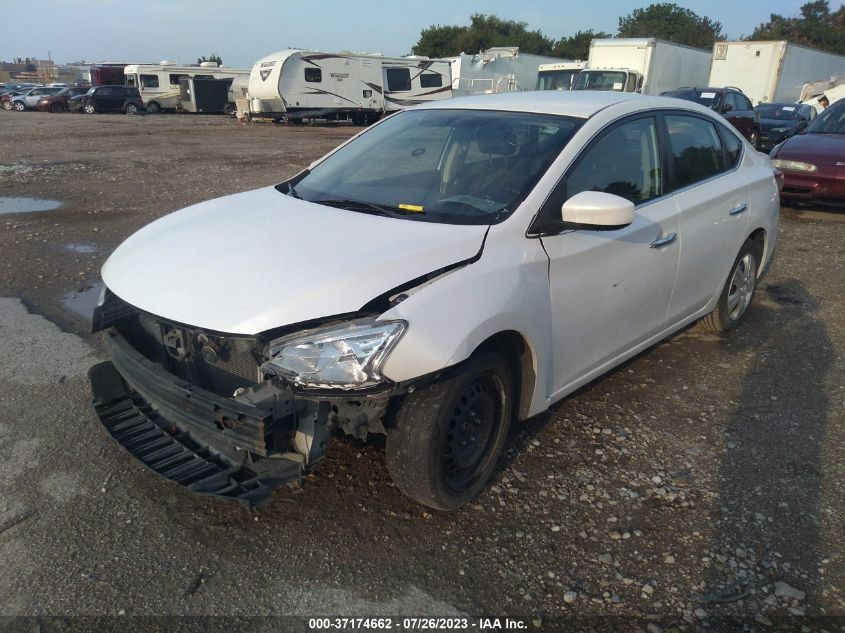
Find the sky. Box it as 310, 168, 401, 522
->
2, 0, 842, 69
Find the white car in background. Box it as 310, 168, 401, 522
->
90, 91, 779, 510
11, 85, 64, 110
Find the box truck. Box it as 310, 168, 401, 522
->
709, 40, 845, 105
536, 61, 587, 91
574, 38, 711, 95
247, 50, 451, 123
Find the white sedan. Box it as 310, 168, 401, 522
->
90, 91, 779, 510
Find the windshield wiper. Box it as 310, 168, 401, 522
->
317, 198, 414, 219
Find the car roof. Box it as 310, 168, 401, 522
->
414, 90, 644, 118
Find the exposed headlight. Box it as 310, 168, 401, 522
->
771, 159, 817, 172
262, 318, 407, 389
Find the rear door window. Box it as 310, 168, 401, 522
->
666, 115, 727, 189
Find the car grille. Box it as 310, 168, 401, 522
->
107, 299, 263, 397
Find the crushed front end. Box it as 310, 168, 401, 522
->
88, 290, 393, 507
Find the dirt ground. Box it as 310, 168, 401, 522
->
0, 111, 843, 632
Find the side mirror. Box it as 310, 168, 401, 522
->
562, 191, 635, 228
722, 103, 734, 113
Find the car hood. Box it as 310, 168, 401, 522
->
102, 186, 488, 334
776, 133, 845, 164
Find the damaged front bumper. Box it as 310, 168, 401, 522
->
90, 327, 388, 507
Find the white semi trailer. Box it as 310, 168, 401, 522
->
708, 40, 845, 105
448, 47, 569, 96
574, 38, 711, 95
247, 49, 451, 123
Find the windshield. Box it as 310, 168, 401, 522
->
755, 104, 801, 120
284, 109, 581, 225
806, 102, 845, 134
536, 70, 579, 91
573, 71, 627, 91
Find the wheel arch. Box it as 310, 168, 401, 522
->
473, 330, 538, 421
747, 227, 767, 276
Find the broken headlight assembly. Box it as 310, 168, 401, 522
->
261, 318, 407, 389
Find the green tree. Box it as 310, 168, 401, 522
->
750, 1, 845, 55
618, 3, 723, 49
197, 53, 223, 66
412, 14, 554, 57
553, 30, 611, 60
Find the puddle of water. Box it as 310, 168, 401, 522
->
64, 243, 97, 254
60, 282, 103, 323
0, 197, 63, 214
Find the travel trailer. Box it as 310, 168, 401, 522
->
709, 41, 845, 105
247, 49, 451, 123
536, 61, 587, 91
448, 47, 568, 97
124, 62, 250, 112
575, 38, 710, 95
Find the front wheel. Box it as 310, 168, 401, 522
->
146, 101, 161, 114
83, 103, 96, 114
700, 239, 758, 332
386, 351, 514, 510
13, 101, 25, 111
50, 102, 64, 113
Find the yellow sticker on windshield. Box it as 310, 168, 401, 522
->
398, 204, 425, 213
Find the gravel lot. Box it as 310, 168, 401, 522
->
0, 111, 843, 631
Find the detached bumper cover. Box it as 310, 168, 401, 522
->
89, 329, 301, 507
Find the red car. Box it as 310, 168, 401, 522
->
35, 86, 90, 113
771, 100, 845, 206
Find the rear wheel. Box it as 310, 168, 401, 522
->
2, 101, 12, 111
700, 239, 758, 332
50, 102, 64, 113
223, 103, 235, 116
749, 128, 760, 150
386, 351, 514, 510
125, 102, 139, 115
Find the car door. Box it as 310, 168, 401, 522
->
724, 92, 754, 140
535, 115, 681, 397
24, 88, 45, 107
663, 113, 750, 324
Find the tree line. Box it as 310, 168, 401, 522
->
412, 1, 845, 60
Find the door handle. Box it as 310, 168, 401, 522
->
729, 203, 748, 216
650, 232, 677, 248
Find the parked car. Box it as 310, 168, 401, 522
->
662, 86, 761, 148
89, 92, 778, 510
754, 102, 816, 151
10, 86, 65, 111
35, 86, 91, 113
1, 89, 32, 111
770, 98, 845, 206
78, 85, 145, 114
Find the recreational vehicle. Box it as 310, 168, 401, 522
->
124, 62, 250, 112
536, 61, 587, 91
449, 47, 568, 97
247, 49, 451, 123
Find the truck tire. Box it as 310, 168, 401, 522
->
146, 101, 161, 114
386, 351, 513, 510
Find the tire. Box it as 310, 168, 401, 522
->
50, 102, 64, 113
83, 103, 96, 114
749, 128, 760, 150
386, 351, 514, 510
125, 102, 139, 115
2, 101, 12, 111
223, 103, 235, 116
13, 101, 25, 112
700, 239, 758, 332
146, 101, 161, 114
